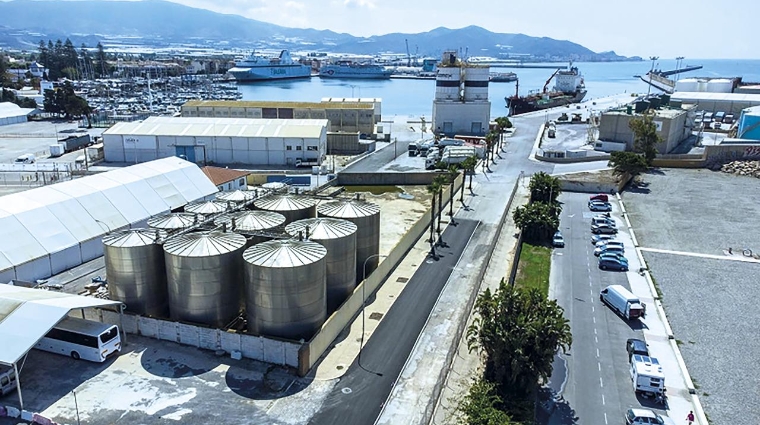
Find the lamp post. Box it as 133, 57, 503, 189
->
358, 253, 387, 376
349, 84, 357, 98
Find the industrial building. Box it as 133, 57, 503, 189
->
670, 92, 760, 116
0, 157, 217, 283
737, 105, 760, 140
102, 116, 328, 166
0, 102, 34, 126
598, 97, 697, 154
431, 51, 491, 137
201, 166, 251, 191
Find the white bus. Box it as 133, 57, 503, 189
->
34, 317, 121, 362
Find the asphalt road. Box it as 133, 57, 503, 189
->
548, 193, 653, 425
309, 218, 479, 425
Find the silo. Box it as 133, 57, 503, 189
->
463, 66, 490, 101
216, 190, 256, 204
435, 66, 462, 101
214, 210, 286, 246
243, 239, 327, 340
675, 78, 699, 92
185, 199, 231, 216
707, 78, 733, 93
262, 182, 288, 193
318, 198, 381, 282
148, 213, 198, 232
253, 194, 317, 225
163, 231, 247, 327
103, 229, 168, 317
285, 218, 358, 312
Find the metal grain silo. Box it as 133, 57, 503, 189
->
285, 218, 357, 312
214, 210, 286, 246
243, 239, 327, 340
148, 213, 198, 232
216, 190, 256, 204
253, 194, 317, 225
103, 229, 168, 317
163, 231, 247, 327
262, 181, 288, 193
185, 199, 232, 216
318, 198, 381, 282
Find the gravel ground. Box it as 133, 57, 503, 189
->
623, 168, 760, 255
640, 253, 760, 425
623, 168, 760, 425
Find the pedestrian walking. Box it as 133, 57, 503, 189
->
686, 410, 694, 424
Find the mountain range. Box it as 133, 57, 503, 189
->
0, 0, 639, 61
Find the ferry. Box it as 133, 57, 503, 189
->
319, 62, 392, 79
228, 50, 311, 82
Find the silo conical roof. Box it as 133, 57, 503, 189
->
214, 211, 286, 232
185, 200, 230, 215
285, 218, 357, 240
254, 195, 317, 212
243, 240, 326, 267
216, 190, 256, 203
317, 199, 380, 218
148, 213, 197, 230
163, 231, 247, 257
103, 228, 167, 247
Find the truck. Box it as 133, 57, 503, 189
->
599, 284, 645, 320
630, 354, 665, 396
58, 133, 91, 153
426, 146, 478, 169
0, 365, 17, 396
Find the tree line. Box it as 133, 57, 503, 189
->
37, 39, 109, 80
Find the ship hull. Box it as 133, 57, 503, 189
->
506, 90, 587, 115
318, 66, 392, 80
229, 65, 311, 82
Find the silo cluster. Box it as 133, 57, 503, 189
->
102, 192, 381, 342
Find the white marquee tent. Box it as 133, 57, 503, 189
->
0, 157, 217, 283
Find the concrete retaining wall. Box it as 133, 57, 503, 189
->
337, 172, 439, 186
558, 173, 630, 194
298, 174, 464, 376
82, 308, 300, 368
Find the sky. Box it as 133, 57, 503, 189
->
162, 0, 757, 59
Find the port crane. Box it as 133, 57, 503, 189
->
405, 39, 411, 67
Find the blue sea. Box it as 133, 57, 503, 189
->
236, 59, 760, 119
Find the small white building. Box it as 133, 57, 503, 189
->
201, 166, 251, 191
102, 116, 328, 166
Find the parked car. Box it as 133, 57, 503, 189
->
588, 201, 612, 212
552, 231, 565, 248
598, 256, 629, 271
591, 234, 616, 245
595, 240, 624, 249
626, 338, 649, 362
598, 252, 628, 264
595, 245, 625, 257
591, 216, 617, 228
14, 153, 36, 164
591, 223, 617, 234
589, 194, 608, 202
593, 212, 611, 218
625, 408, 675, 425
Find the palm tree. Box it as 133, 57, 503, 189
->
486, 130, 500, 163
426, 181, 439, 258
494, 116, 512, 153
446, 165, 459, 220
461, 155, 478, 196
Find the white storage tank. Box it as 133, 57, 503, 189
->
706, 78, 733, 93
243, 239, 328, 340
148, 213, 198, 232
253, 194, 317, 225
163, 231, 247, 327
185, 199, 232, 216
675, 78, 699, 93
435, 66, 462, 101
216, 190, 256, 204
214, 210, 286, 246
285, 218, 358, 312
697, 79, 708, 92
463, 66, 490, 102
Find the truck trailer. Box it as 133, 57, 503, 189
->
57, 133, 91, 154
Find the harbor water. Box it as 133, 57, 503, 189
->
236, 59, 760, 118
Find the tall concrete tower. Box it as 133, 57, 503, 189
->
432, 51, 491, 137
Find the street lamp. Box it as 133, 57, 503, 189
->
358, 253, 387, 376
675, 56, 685, 83
349, 84, 357, 98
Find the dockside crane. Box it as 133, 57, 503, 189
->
405, 39, 411, 67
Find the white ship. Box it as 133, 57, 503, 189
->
228, 50, 311, 82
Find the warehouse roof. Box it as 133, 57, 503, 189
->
103, 116, 328, 139
0, 284, 122, 366
671, 92, 760, 102
0, 101, 35, 119
0, 157, 217, 280
183, 100, 373, 109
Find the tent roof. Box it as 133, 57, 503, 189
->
0, 284, 122, 366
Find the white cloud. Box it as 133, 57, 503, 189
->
342, 0, 376, 9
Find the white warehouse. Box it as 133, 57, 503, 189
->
103, 116, 329, 166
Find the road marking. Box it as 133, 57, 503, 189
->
595, 336, 598, 343
596, 348, 600, 358
591, 305, 595, 313
594, 328, 597, 335
599, 376, 604, 388
598, 362, 601, 371
639, 247, 760, 263
602, 394, 605, 405
593, 316, 596, 324
604, 412, 608, 424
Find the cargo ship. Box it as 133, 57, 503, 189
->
319, 62, 392, 79
228, 50, 311, 82
505, 63, 586, 115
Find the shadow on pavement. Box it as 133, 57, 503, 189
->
535, 387, 579, 425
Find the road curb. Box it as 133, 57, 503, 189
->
619, 198, 709, 425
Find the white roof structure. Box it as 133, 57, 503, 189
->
0, 157, 217, 282
103, 116, 328, 139
0, 284, 122, 366
671, 92, 760, 103
0, 102, 34, 119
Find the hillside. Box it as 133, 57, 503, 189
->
0, 0, 637, 61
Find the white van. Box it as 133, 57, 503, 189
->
599, 285, 645, 320
14, 153, 36, 164
630, 354, 665, 396
0, 366, 17, 396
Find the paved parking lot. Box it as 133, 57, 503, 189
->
0, 335, 333, 425
622, 168, 760, 425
